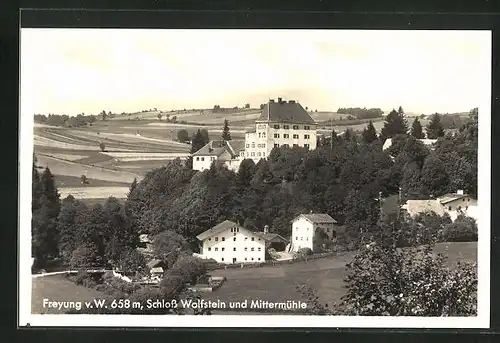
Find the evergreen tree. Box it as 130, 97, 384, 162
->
190, 130, 205, 154
128, 178, 138, 196
237, 159, 257, 187
40, 168, 60, 218
410, 117, 425, 139
362, 121, 378, 143
343, 128, 353, 142
426, 113, 445, 139
200, 129, 210, 145
380, 107, 408, 141
221, 119, 231, 141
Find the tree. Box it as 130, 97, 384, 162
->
362, 121, 378, 143
340, 218, 477, 316
380, 107, 408, 141
80, 175, 88, 184
128, 178, 138, 197
177, 129, 190, 143
245, 103, 250, 109
190, 129, 206, 153
101, 110, 107, 121
157, 113, 162, 121
410, 117, 425, 139
70, 243, 102, 269
57, 195, 88, 262
222, 119, 231, 141
426, 113, 445, 139
420, 155, 449, 198
153, 231, 191, 269
99, 142, 106, 152
237, 159, 257, 186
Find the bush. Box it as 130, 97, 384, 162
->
339, 220, 477, 316
293, 247, 313, 260
443, 214, 478, 242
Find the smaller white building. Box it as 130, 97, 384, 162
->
196, 220, 267, 264
192, 140, 245, 172
382, 138, 438, 151
401, 190, 478, 222
289, 213, 339, 253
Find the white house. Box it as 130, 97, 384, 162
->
289, 213, 339, 253
382, 138, 438, 151
191, 98, 318, 171
401, 190, 478, 221
196, 220, 267, 264
243, 98, 317, 163
192, 140, 245, 172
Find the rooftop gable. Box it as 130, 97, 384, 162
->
257, 100, 316, 124
196, 220, 243, 241
291, 213, 337, 224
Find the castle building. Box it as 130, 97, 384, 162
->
191, 98, 318, 171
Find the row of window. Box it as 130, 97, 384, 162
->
208, 247, 262, 252
449, 206, 469, 211
273, 134, 311, 139
220, 257, 261, 262
273, 125, 311, 130
246, 143, 266, 148
296, 237, 309, 241
208, 236, 261, 242
274, 143, 310, 149
195, 156, 216, 162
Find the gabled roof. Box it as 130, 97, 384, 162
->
146, 259, 162, 269
437, 193, 470, 204
256, 100, 316, 124
291, 213, 337, 224
196, 220, 243, 241
401, 200, 445, 217
254, 232, 289, 243
192, 140, 245, 158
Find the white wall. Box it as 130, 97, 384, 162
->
193, 150, 232, 171
441, 197, 477, 212
290, 217, 314, 252
201, 226, 266, 263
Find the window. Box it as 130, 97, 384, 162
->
262, 133, 266, 138
246, 144, 250, 148
240, 152, 244, 156
306, 237, 308, 241
222, 247, 225, 251
274, 125, 280, 129
293, 134, 299, 139
293, 144, 298, 147
463, 199, 465, 202
252, 143, 255, 148
251, 247, 254, 251
283, 144, 289, 148
201, 157, 205, 161
284, 125, 290, 129
274, 134, 280, 138
251, 237, 254, 241
301, 237, 303, 241
208, 247, 211, 251
283, 134, 289, 138
293, 125, 299, 130
258, 258, 261, 261
448, 206, 452, 210
304, 144, 310, 149
251, 152, 255, 157
222, 237, 225, 241
233, 247, 236, 251
245, 257, 247, 261
304, 126, 310, 130
251, 258, 254, 261
208, 238, 211, 241
244, 237, 248, 240
215, 247, 218, 251
258, 133, 261, 138
215, 237, 219, 241
211, 156, 216, 161
307, 227, 309, 231
296, 237, 298, 240
304, 134, 310, 139
257, 152, 261, 157
244, 247, 248, 251
246, 152, 249, 157
258, 247, 261, 251
233, 237, 236, 241
221, 258, 224, 261
258, 238, 261, 241
274, 144, 279, 148
466, 206, 469, 210
196, 157, 200, 161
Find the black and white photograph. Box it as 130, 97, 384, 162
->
19, 29, 491, 328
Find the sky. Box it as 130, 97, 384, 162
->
20, 29, 491, 116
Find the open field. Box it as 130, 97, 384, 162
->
54, 175, 131, 188
206, 241, 477, 313
58, 186, 130, 199
31, 274, 105, 314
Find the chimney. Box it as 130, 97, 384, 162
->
263, 225, 269, 234
278, 97, 283, 103
457, 190, 464, 195
269, 99, 275, 103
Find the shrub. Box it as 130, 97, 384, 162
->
443, 214, 478, 242
339, 219, 477, 316
293, 247, 313, 260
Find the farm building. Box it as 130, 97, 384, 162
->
191, 98, 319, 171
288, 213, 340, 253
196, 220, 287, 264
192, 140, 245, 172
401, 190, 478, 221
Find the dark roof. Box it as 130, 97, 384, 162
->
257, 100, 316, 124
254, 232, 288, 243
291, 213, 337, 223
192, 140, 245, 158
437, 193, 470, 204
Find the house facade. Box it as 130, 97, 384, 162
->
196, 220, 267, 264
191, 98, 318, 171
192, 140, 245, 171
289, 213, 339, 253
243, 98, 317, 163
